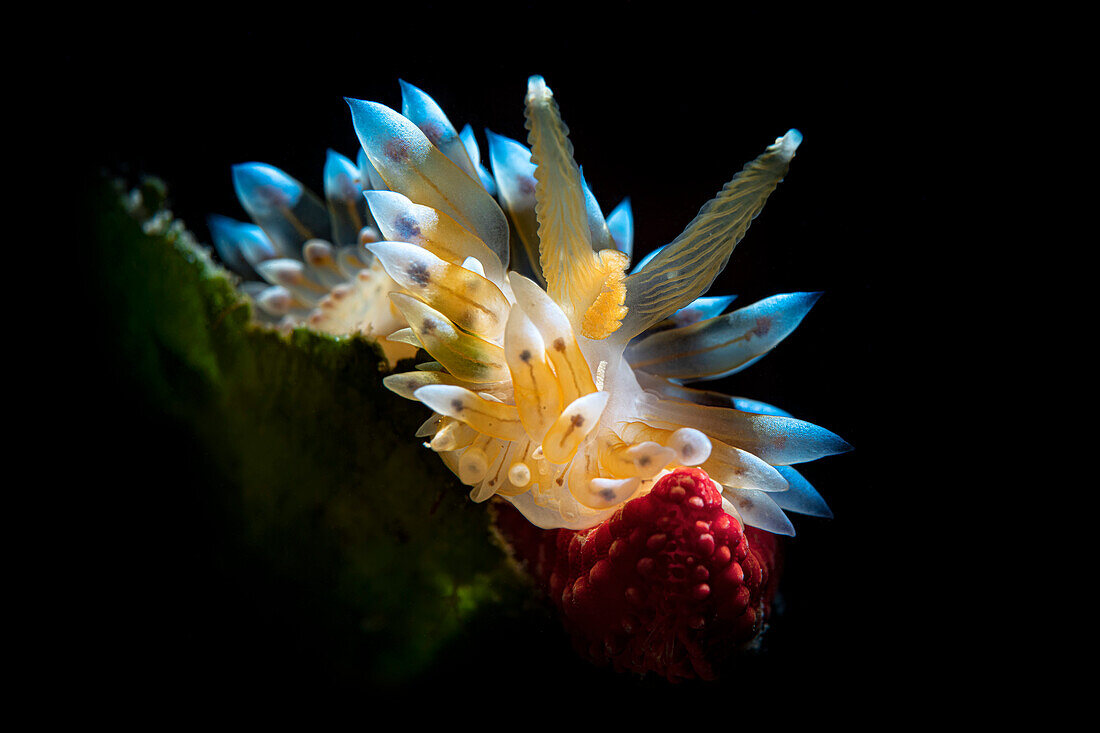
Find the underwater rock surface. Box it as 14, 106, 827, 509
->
85, 177, 536, 692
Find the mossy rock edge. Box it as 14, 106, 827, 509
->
85, 176, 566, 693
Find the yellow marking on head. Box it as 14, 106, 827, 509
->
580, 249, 629, 339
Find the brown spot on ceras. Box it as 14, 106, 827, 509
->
406, 262, 431, 287
451, 398, 464, 412
519, 349, 532, 363
570, 414, 585, 428
385, 138, 412, 162
255, 184, 289, 208
395, 214, 421, 240
751, 316, 772, 338
553, 337, 566, 352
420, 121, 449, 147
421, 319, 436, 335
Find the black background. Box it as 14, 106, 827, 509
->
73, 9, 951, 717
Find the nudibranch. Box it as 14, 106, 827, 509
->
211, 75, 849, 534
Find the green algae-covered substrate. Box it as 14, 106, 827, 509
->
82, 176, 581, 697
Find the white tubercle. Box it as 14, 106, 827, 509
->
507, 462, 532, 487
669, 428, 712, 466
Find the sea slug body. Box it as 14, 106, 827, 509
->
210, 75, 849, 536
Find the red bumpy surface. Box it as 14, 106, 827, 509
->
492, 467, 783, 681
